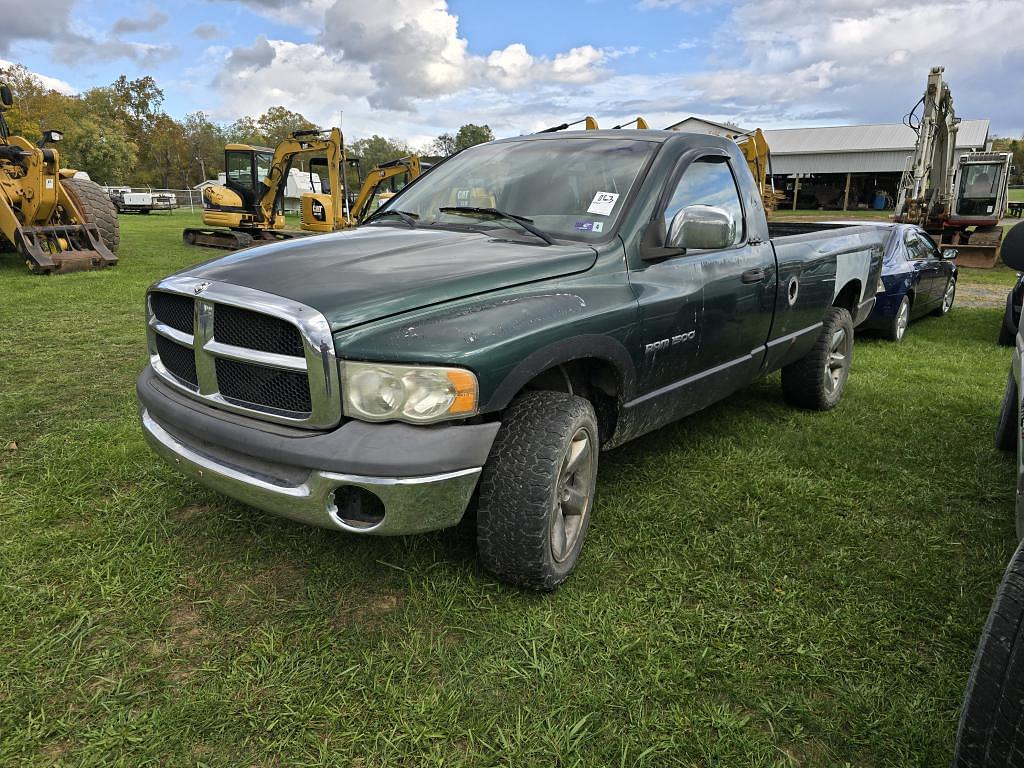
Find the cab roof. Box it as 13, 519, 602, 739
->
225, 143, 276, 153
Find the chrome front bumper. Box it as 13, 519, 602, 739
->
141, 409, 481, 536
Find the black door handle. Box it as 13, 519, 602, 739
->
741, 268, 766, 284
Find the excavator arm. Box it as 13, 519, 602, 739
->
350, 155, 422, 223
258, 127, 347, 229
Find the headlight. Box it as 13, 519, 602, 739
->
340, 361, 478, 424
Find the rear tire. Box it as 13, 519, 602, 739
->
1000, 322, 1016, 348
61, 178, 120, 254
476, 392, 599, 591
887, 296, 911, 342
933, 277, 956, 317
953, 540, 1024, 768
781, 307, 854, 411
996, 370, 1018, 453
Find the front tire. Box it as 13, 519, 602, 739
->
781, 307, 854, 411
61, 178, 120, 254
953, 540, 1024, 768
477, 392, 599, 591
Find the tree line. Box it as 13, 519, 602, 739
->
0, 63, 494, 188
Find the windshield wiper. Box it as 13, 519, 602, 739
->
438, 206, 553, 245
366, 209, 418, 228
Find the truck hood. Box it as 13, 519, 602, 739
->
180, 226, 597, 332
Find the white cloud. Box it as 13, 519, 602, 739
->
0, 59, 76, 95
207, 0, 611, 131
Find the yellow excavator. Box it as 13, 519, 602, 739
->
184, 129, 423, 250
733, 128, 777, 211
0, 82, 119, 274
303, 153, 423, 231
184, 128, 348, 249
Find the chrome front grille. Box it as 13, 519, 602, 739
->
146, 278, 341, 429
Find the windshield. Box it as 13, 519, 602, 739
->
375, 137, 656, 241
957, 162, 1004, 216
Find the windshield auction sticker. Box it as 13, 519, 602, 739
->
587, 192, 619, 216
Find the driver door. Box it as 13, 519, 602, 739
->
631, 154, 775, 416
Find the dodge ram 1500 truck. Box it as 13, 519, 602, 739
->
138, 130, 885, 590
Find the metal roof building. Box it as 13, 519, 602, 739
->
667, 115, 993, 210
763, 120, 991, 175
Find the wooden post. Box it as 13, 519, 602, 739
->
842, 172, 851, 211
792, 177, 800, 211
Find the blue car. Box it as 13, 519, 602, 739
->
862, 223, 958, 341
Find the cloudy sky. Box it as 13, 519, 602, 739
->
1, 0, 1021, 147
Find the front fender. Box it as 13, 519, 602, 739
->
332, 262, 640, 414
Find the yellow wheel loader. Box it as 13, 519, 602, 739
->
0, 83, 119, 274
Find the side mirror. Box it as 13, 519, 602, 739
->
941, 248, 958, 260
0, 84, 12, 109
1003, 223, 1024, 271
667, 204, 736, 250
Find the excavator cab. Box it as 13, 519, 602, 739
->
952, 154, 1011, 220
222, 145, 275, 211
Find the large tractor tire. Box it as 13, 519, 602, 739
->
62, 178, 120, 255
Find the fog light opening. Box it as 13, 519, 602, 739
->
331, 486, 386, 530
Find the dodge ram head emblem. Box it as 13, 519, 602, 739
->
193, 281, 210, 295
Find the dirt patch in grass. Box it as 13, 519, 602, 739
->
957, 283, 1007, 309
332, 586, 404, 629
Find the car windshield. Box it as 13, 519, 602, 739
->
374, 137, 657, 241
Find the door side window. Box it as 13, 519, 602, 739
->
915, 232, 941, 260
663, 158, 744, 247
904, 231, 926, 260
906, 231, 939, 260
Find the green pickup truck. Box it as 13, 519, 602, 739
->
138, 130, 885, 590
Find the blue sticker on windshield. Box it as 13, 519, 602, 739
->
574, 221, 604, 233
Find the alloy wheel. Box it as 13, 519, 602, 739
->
550, 427, 594, 563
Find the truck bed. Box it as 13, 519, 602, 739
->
767, 221, 890, 239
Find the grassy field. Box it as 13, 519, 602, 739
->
1, 210, 1021, 766
1009, 187, 1023, 203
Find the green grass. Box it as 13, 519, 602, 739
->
1009, 188, 1023, 203
1, 209, 1020, 766
771, 209, 893, 221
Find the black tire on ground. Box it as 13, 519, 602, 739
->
61, 178, 120, 254
933, 277, 957, 317
953, 540, 1024, 768
476, 391, 599, 591
781, 306, 854, 411
996, 369, 1018, 453
887, 296, 911, 342
1000, 322, 1016, 348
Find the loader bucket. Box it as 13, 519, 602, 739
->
16, 223, 118, 274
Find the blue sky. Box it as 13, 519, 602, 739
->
1, 0, 1021, 149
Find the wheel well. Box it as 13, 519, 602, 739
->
833, 280, 862, 315
519, 358, 620, 445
